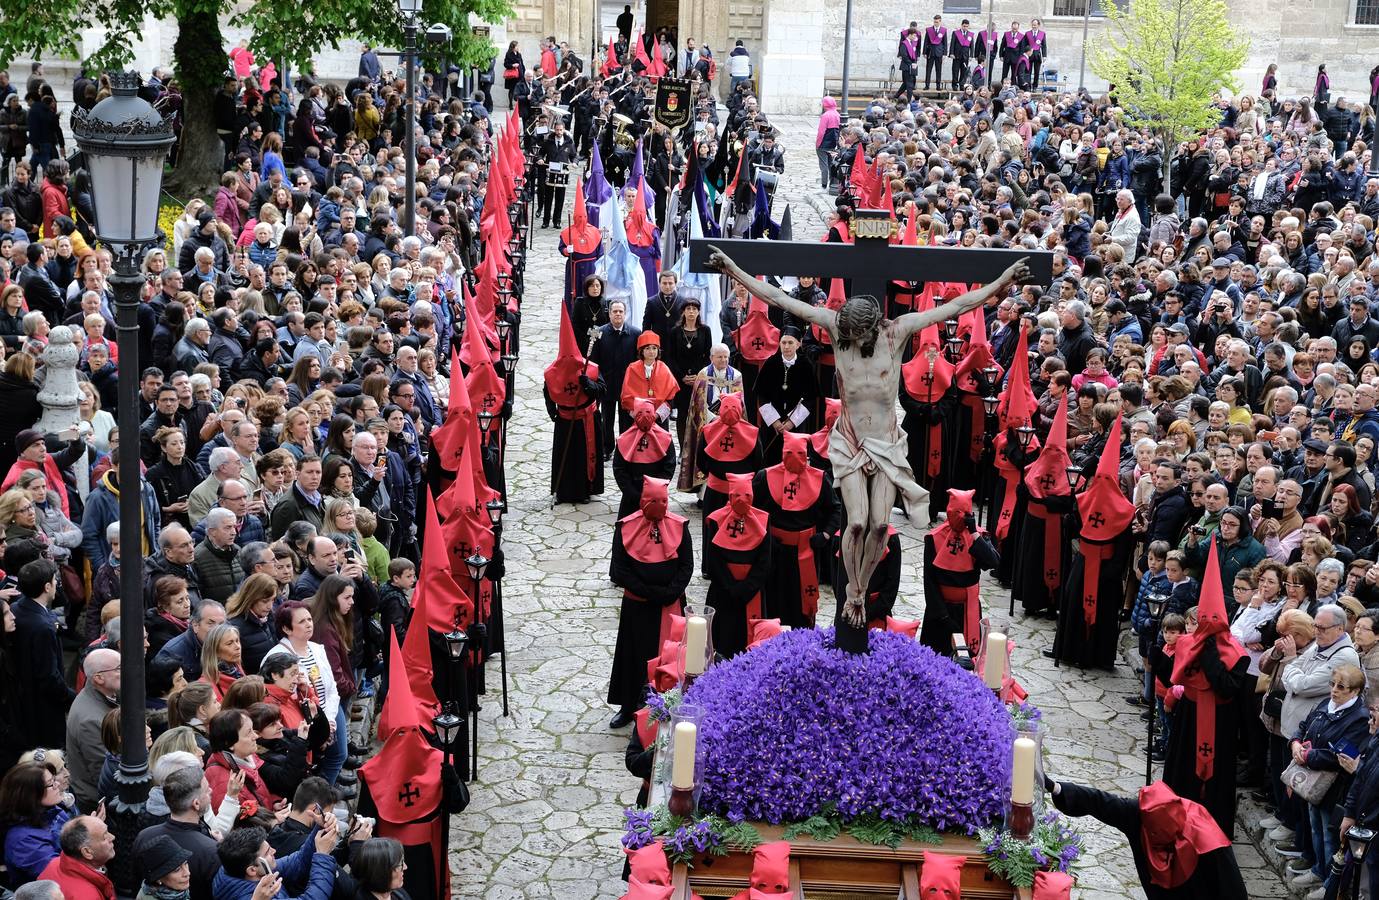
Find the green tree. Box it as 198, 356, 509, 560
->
1091, 0, 1248, 183
0, 0, 510, 196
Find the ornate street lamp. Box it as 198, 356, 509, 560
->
71, 69, 174, 851
397, 0, 423, 236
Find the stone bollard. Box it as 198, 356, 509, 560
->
36, 325, 82, 436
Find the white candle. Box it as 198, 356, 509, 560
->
684, 616, 709, 675
1011, 737, 1036, 804
984, 633, 1007, 690
671, 721, 698, 789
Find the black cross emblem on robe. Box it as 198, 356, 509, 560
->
1045, 568, 1057, 582
718, 434, 735, 453
1088, 512, 1106, 528
398, 782, 421, 807
482, 392, 498, 411
1198, 741, 1213, 758
457, 541, 471, 560
920, 371, 935, 388
946, 535, 965, 554
727, 518, 746, 538
804, 584, 818, 599
751, 337, 765, 351
784, 480, 800, 501
649, 525, 662, 544
1038, 474, 1056, 491
636, 435, 649, 452
563, 382, 579, 397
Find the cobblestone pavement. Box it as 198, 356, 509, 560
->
446, 114, 1286, 900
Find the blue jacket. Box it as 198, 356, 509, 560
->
80, 471, 161, 571
4, 806, 68, 884
212, 824, 336, 900
154, 628, 206, 682
1130, 571, 1171, 636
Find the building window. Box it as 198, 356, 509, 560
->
1052, 0, 1121, 16
1358, 0, 1379, 24
943, 0, 982, 12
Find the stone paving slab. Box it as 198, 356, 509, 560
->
443, 113, 1280, 900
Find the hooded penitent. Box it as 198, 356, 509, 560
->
618, 399, 673, 463
766, 432, 824, 619
900, 317, 953, 478
544, 300, 600, 482
993, 326, 1038, 540
1022, 392, 1071, 593
1074, 413, 1136, 631
1138, 780, 1231, 889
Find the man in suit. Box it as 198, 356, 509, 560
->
922, 15, 947, 92
11, 558, 74, 750
589, 299, 642, 458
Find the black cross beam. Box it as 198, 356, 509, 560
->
688, 210, 1053, 308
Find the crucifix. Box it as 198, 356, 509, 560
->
695, 213, 1051, 654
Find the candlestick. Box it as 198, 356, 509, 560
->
1008, 801, 1034, 840
684, 615, 709, 675
1011, 737, 1036, 804
984, 633, 1007, 691
671, 721, 698, 789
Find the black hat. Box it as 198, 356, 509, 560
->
13, 429, 44, 454
1105, 299, 1127, 315
139, 835, 193, 883
1303, 438, 1329, 454
780, 325, 803, 341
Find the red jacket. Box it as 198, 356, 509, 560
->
40, 180, 68, 238
205, 750, 280, 814
38, 853, 114, 900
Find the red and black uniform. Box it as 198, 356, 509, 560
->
613, 399, 677, 518
919, 489, 998, 657
608, 478, 692, 715
732, 295, 779, 417
991, 326, 1038, 585
698, 394, 762, 573
899, 322, 954, 521
1056, 414, 1136, 670
544, 300, 605, 503
754, 433, 835, 627
1155, 541, 1250, 838
946, 308, 1002, 495
1012, 394, 1073, 616
1052, 780, 1247, 899
704, 473, 774, 658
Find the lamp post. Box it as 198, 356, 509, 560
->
431, 707, 462, 835
1144, 591, 1169, 785
440, 629, 469, 780
398, 0, 423, 237
465, 551, 491, 779
71, 70, 174, 863
1077, 0, 1093, 91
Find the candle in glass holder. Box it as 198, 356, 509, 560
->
1011, 737, 1036, 804
984, 633, 1007, 690
671, 721, 698, 789
684, 615, 709, 675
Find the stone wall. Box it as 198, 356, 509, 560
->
820, 0, 1379, 102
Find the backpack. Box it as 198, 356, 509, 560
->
706, 57, 718, 81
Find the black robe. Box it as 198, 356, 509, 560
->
357, 747, 466, 900
1011, 489, 1074, 616
991, 438, 1037, 585
945, 389, 988, 494
752, 470, 837, 627
1052, 781, 1248, 899
612, 439, 677, 518
899, 385, 956, 523
753, 355, 820, 465
1054, 527, 1134, 669
607, 525, 693, 709
698, 444, 763, 575
703, 532, 773, 658
1154, 643, 1250, 838
918, 530, 999, 658
544, 375, 606, 503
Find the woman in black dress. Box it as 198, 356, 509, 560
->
663, 298, 712, 448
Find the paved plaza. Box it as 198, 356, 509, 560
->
447, 114, 1286, 899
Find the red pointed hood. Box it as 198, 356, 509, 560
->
701, 393, 758, 463
430, 343, 471, 473
1077, 413, 1135, 540
1137, 781, 1231, 889
545, 299, 598, 401
809, 398, 841, 457
618, 399, 673, 461
945, 489, 975, 529
620, 477, 687, 563
398, 543, 441, 725
376, 628, 421, 740
997, 326, 1036, 430
1024, 396, 1071, 499
415, 486, 474, 632
561, 178, 601, 254
359, 670, 443, 822
627, 180, 657, 246
708, 472, 768, 550
901, 322, 953, 401
1171, 538, 1247, 682
901, 212, 918, 246
602, 36, 622, 77
954, 306, 1001, 393
736, 294, 780, 364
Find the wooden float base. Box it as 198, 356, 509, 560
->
667, 824, 1028, 899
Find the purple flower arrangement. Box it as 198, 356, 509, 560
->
682, 628, 1013, 834
978, 809, 1084, 887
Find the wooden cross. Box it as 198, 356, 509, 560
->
688, 210, 1053, 311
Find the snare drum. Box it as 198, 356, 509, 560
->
546, 162, 570, 189
757, 167, 780, 191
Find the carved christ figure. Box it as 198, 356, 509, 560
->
707, 246, 1032, 626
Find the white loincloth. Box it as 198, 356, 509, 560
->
829, 414, 931, 525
